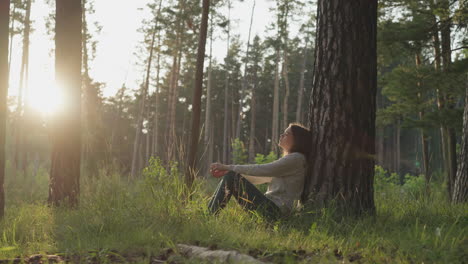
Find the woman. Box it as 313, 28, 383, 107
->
208, 122, 311, 221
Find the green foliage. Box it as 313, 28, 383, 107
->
254, 151, 278, 165
374, 165, 428, 199
231, 138, 248, 165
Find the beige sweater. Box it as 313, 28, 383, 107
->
227, 152, 307, 214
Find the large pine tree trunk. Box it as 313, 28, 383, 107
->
303, 0, 377, 215
49, 0, 82, 207
452, 85, 468, 203
0, 0, 10, 218
186, 0, 210, 186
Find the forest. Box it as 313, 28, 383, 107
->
0, 0, 467, 263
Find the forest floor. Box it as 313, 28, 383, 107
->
0, 160, 466, 263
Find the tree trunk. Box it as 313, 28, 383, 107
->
7, 2, 15, 76
452, 85, 468, 203
49, 0, 82, 207
222, 1, 231, 164
130, 21, 157, 179
396, 119, 402, 184
0, 0, 10, 218
415, 53, 431, 187
152, 7, 162, 159
14, 0, 31, 171
296, 44, 307, 123
271, 48, 280, 155
235, 0, 255, 140
302, 0, 377, 215
186, 0, 210, 187
440, 0, 457, 198
281, 52, 290, 131
203, 12, 213, 176
248, 90, 256, 162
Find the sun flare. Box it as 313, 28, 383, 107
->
26, 78, 64, 116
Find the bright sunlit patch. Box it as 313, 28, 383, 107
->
26, 80, 64, 116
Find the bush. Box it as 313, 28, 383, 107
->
254, 151, 277, 165
231, 138, 248, 165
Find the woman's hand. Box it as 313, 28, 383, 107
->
210, 162, 229, 172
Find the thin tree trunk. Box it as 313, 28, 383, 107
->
271, 48, 280, 155
281, 52, 290, 131
0, 0, 10, 218
235, 0, 255, 140
186, 0, 210, 186
130, 22, 157, 179
222, 1, 231, 164
440, 0, 457, 198
415, 53, 431, 187
396, 119, 402, 184
303, 0, 377, 215
204, 12, 213, 176
14, 0, 31, 171
296, 43, 308, 123
7, 2, 15, 76
248, 85, 256, 162
48, 0, 82, 207
452, 84, 468, 203
152, 15, 162, 158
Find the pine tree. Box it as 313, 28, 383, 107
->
0, 0, 10, 218
48, 0, 82, 207
303, 0, 377, 215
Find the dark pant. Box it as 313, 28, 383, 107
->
207, 170, 282, 221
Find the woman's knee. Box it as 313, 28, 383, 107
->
223, 170, 239, 182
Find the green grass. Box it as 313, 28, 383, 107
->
0, 158, 466, 263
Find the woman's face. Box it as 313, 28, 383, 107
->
279, 126, 294, 152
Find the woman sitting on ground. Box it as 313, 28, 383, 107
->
208, 122, 311, 221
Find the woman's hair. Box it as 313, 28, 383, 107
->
283, 122, 312, 205
282, 122, 312, 159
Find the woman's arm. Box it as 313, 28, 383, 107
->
227, 153, 304, 177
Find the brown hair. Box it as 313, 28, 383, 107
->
282, 122, 312, 159
282, 122, 312, 204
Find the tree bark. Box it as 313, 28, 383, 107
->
303, 0, 377, 215
452, 85, 467, 203
186, 0, 210, 187
0, 0, 10, 218
49, 0, 82, 207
